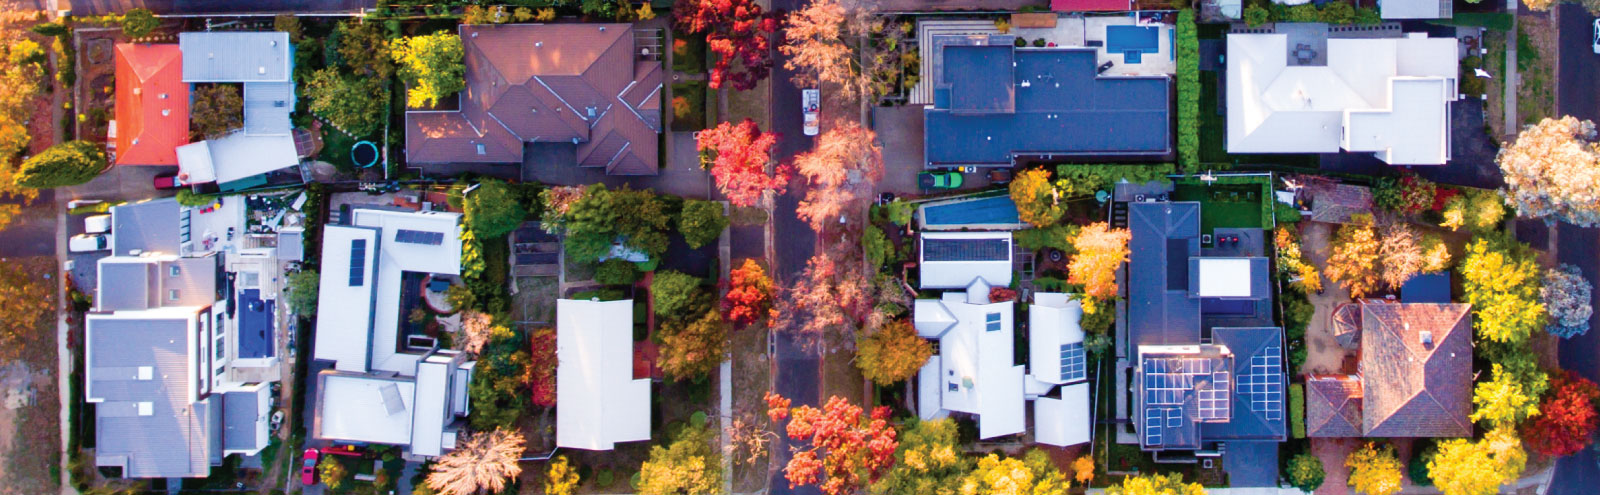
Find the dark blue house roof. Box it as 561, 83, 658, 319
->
1401, 272, 1451, 303
1128, 202, 1202, 347
1201, 327, 1288, 442
924, 38, 1172, 168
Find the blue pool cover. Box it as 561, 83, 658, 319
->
238, 289, 276, 359
923, 196, 1021, 226
1106, 25, 1159, 54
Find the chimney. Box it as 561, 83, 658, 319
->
1420, 331, 1434, 348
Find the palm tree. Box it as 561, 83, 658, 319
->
425, 428, 526, 495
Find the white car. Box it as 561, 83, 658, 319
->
84, 214, 111, 234
69, 233, 108, 253
1593, 19, 1599, 54
802, 89, 820, 136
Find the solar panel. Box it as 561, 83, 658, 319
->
1242, 345, 1285, 421
349, 239, 367, 286
923, 237, 1010, 262
395, 229, 445, 245
1060, 343, 1086, 382
1165, 408, 1182, 427
1144, 413, 1162, 445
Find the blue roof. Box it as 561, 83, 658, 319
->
1128, 202, 1202, 346
238, 288, 276, 359
1201, 327, 1288, 442
1222, 440, 1282, 487
1402, 272, 1451, 303
925, 42, 1171, 167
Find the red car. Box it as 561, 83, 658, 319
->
153, 172, 180, 190
300, 448, 320, 486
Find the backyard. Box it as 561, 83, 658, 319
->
1169, 179, 1274, 235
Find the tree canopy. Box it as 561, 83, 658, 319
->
724, 259, 776, 329
464, 179, 528, 239
1460, 234, 1546, 345
425, 429, 525, 495
855, 319, 933, 386
304, 67, 389, 137
768, 394, 898, 495
285, 269, 319, 315
869, 418, 970, 495
679, 199, 729, 249
638, 423, 722, 495
674, 0, 777, 90
959, 451, 1069, 495
1067, 222, 1130, 302
562, 185, 673, 262
393, 33, 467, 108
1471, 363, 1542, 428
1346, 442, 1403, 495
1104, 472, 1205, 495
190, 84, 243, 140
658, 309, 727, 381
1428, 428, 1526, 495
17, 140, 106, 189
1542, 263, 1593, 338
697, 119, 787, 207
1497, 116, 1600, 227
122, 8, 159, 38
652, 270, 706, 319
1326, 217, 1382, 298
792, 123, 883, 232
1287, 452, 1326, 492
1524, 371, 1600, 457
1011, 168, 1063, 227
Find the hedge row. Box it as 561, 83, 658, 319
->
1176, 10, 1200, 172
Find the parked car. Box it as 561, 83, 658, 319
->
918, 170, 965, 190
802, 89, 820, 136
68, 234, 108, 253
300, 449, 320, 486
84, 214, 111, 234
1593, 19, 1599, 54
153, 172, 180, 190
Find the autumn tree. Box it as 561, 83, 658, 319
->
1346, 442, 1403, 495
1104, 472, 1205, 495
393, 32, 466, 108
1326, 217, 1382, 298
768, 394, 898, 495
544, 456, 580, 495
1011, 168, 1064, 227
723, 259, 775, 329
1543, 263, 1593, 338
1460, 234, 1546, 345
1441, 187, 1505, 232
17, 140, 107, 189
1429, 428, 1527, 495
538, 185, 585, 234
1275, 228, 1324, 293
190, 84, 243, 139
659, 309, 728, 381
1373, 173, 1437, 216
1523, 371, 1600, 457
1067, 222, 1131, 303
457, 311, 497, 355
1421, 233, 1453, 273
959, 451, 1069, 495
855, 319, 933, 386
1287, 452, 1326, 492
870, 418, 970, 495
464, 179, 528, 239
1378, 221, 1425, 288
1497, 116, 1600, 227
774, 245, 875, 351
1071, 456, 1094, 485
697, 119, 788, 208
639, 423, 722, 495
528, 328, 557, 407
792, 122, 883, 232
425, 429, 525, 495
320, 458, 349, 491
781, 0, 876, 102
673, 0, 777, 90
1471, 363, 1543, 428
304, 67, 389, 136
680, 199, 730, 249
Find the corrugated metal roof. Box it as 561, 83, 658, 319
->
110, 199, 182, 256
89, 314, 216, 478
114, 43, 190, 166
179, 32, 292, 83
243, 82, 294, 136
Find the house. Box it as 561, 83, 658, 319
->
311, 207, 475, 457
405, 23, 663, 175
176, 31, 302, 191
556, 299, 651, 450
1226, 31, 1458, 165
918, 231, 1013, 290
1307, 302, 1472, 438
923, 34, 1171, 168
87, 198, 279, 478
1123, 201, 1286, 461
1379, 0, 1452, 19
112, 43, 189, 166
1028, 293, 1092, 447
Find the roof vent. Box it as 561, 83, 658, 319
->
270, 40, 278, 47
535, 41, 542, 47
1420, 331, 1433, 347
258, 66, 267, 75
472, 32, 479, 38
133, 88, 141, 96
161, 109, 170, 116
157, 92, 166, 99
599, 26, 606, 31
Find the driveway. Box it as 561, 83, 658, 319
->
518, 137, 714, 199
1317, 99, 1502, 190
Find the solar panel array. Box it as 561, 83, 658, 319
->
922, 237, 1010, 262
395, 229, 446, 245
1240, 345, 1284, 421
349, 239, 368, 286
1060, 343, 1086, 382
1141, 356, 1232, 447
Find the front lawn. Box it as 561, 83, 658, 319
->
672, 31, 708, 74
670, 81, 709, 132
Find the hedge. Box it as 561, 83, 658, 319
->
1290, 383, 1306, 439
1176, 10, 1200, 172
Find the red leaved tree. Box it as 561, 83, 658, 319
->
1523, 371, 1600, 457
765, 393, 898, 495
774, 243, 875, 351
791, 122, 883, 232
673, 0, 777, 90
528, 328, 558, 407
723, 258, 776, 328
697, 119, 789, 208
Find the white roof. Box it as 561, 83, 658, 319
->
1196, 258, 1254, 298
176, 131, 299, 185
1380, 0, 1446, 19
556, 299, 651, 450
914, 288, 1024, 439
919, 231, 1013, 289
314, 226, 378, 372
410, 354, 453, 457
179, 32, 292, 83
1034, 382, 1091, 447
1227, 34, 1457, 165
1028, 293, 1085, 385
317, 374, 416, 445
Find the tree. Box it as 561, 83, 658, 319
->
122, 8, 159, 38
792, 122, 883, 232
285, 269, 319, 315
425, 428, 525, 495
774, 245, 875, 351
1011, 168, 1064, 227
539, 185, 586, 234
1421, 233, 1453, 273
1244, 4, 1271, 26
1373, 173, 1437, 216
1497, 116, 1600, 226
304, 68, 388, 136
1472, 363, 1542, 428
869, 419, 970, 495
393, 33, 466, 108
320, 459, 349, 491
1287, 452, 1326, 492
1440, 188, 1505, 232
723, 259, 775, 329
1326, 217, 1382, 298
1104, 473, 1205, 495
456, 311, 497, 355
470, 331, 532, 429
1346, 442, 1403, 495
596, 258, 640, 286
1067, 222, 1131, 302
639, 423, 722, 495
190, 84, 244, 140
528, 328, 558, 408
673, 0, 776, 90
855, 319, 933, 386
274, 14, 303, 42
697, 119, 788, 207
562, 185, 674, 262
1460, 234, 1546, 344
1070, 456, 1094, 485
958, 451, 1068, 495
768, 394, 898, 495
1429, 428, 1526, 495
335, 20, 395, 78
1543, 263, 1593, 338
1523, 0, 1556, 9
1524, 371, 1600, 457
659, 309, 728, 380
1378, 221, 1425, 288
1275, 228, 1324, 293
464, 179, 528, 239
780, 0, 866, 100
652, 270, 705, 319
545, 456, 580, 495
16, 140, 106, 189
680, 199, 729, 249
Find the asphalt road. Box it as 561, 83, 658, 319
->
1546, 5, 1600, 494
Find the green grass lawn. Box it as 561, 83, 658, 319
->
670, 82, 708, 132
1171, 183, 1269, 234
317, 125, 366, 173
672, 31, 708, 74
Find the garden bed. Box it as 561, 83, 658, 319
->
670, 81, 709, 132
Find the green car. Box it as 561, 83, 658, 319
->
919, 170, 965, 190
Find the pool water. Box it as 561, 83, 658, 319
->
922, 195, 1022, 227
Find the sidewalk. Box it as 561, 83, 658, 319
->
1504, 0, 1520, 133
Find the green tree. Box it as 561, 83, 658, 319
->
273, 14, 303, 42
679, 199, 728, 249
190, 84, 244, 140
651, 270, 704, 319
286, 270, 319, 315
562, 185, 673, 262
1459, 234, 1546, 345
638, 423, 722, 495
1287, 452, 1326, 492
336, 20, 395, 78
465, 179, 528, 239
595, 258, 639, 286
16, 140, 106, 189
1011, 168, 1063, 227
1104, 472, 1205, 495
659, 309, 727, 380
855, 319, 933, 386
1244, 4, 1271, 26
392, 32, 466, 108
304, 68, 389, 136
1175, 9, 1199, 170
870, 419, 970, 495
122, 8, 159, 38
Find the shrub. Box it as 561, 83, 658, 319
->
1244, 4, 1271, 27
651, 270, 704, 318
1290, 384, 1306, 438
464, 179, 528, 239
1287, 452, 1325, 492
1175, 10, 1200, 171
16, 140, 106, 188
1013, 37, 1026, 47
1032, 38, 1047, 47
122, 8, 159, 38
1408, 440, 1437, 486
596, 259, 640, 286
678, 199, 728, 249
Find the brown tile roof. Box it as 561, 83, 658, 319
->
1358, 303, 1473, 438
406, 23, 662, 172
1305, 375, 1364, 437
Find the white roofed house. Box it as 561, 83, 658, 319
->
556, 299, 651, 450
175, 31, 305, 192
310, 207, 476, 458
1027, 293, 1092, 447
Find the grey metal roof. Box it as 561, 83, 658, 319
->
111, 199, 181, 255
243, 82, 294, 136
97, 256, 219, 311
1127, 202, 1201, 346
222, 390, 261, 451
98, 261, 154, 311
88, 316, 216, 478
163, 256, 221, 307
179, 32, 292, 83
276, 231, 304, 262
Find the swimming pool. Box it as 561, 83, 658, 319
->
919, 195, 1026, 230
238, 288, 276, 359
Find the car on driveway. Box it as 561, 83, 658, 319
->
153, 172, 181, 190
918, 170, 964, 190
301, 448, 320, 486
802, 89, 820, 136
69, 234, 108, 253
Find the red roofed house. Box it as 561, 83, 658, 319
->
406, 23, 663, 175
1305, 302, 1473, 438
114, 43, 190, 166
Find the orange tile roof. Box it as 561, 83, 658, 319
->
114, 43, 190, 166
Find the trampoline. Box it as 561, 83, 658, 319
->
351, 140, 380, 168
